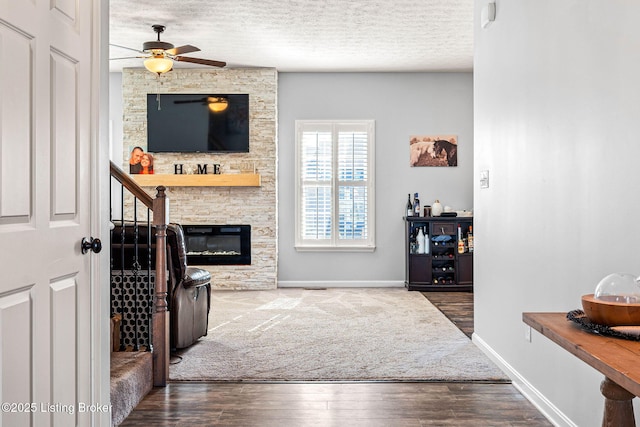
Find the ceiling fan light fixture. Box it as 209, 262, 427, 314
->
110, 25, 226, 73
207, 97, 228, 112
144, 56, 174, 75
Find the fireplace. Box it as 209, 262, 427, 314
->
182, 225, 251, 265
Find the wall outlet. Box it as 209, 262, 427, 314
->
524, 325, 532, 342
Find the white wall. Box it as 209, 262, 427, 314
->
278, 73, 474, 285
110, 73, 124, 219
474, 1, 640, 425
109, 73, 123, 163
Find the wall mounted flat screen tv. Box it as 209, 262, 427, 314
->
147, 93, 249, 153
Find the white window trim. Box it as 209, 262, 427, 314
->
294, 119, 376, 252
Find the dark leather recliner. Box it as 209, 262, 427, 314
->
111, 222, 211, 349
165, 223, 212, 349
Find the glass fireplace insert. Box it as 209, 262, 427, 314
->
182, 224, 251, 265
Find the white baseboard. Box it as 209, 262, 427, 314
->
277, 280, 405, 288
472, 333, 577, 427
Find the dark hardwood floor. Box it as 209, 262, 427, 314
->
120, 382, 551, 426
120, 291, 552, 426
422, 291, 474, 338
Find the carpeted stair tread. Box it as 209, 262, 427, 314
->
110, 352, 153, 426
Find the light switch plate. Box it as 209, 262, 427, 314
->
480, 170, 489, 189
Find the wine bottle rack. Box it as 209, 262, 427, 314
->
404, 216, 473, 292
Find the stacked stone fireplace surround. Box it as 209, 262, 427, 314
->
121, 68, 277, 290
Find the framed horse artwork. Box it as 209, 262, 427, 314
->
409, 135, 458, 167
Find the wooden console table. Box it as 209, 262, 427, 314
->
523, 312, 640, 427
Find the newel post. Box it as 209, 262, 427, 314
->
152, 186, 169, 386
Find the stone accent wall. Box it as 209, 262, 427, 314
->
121, 68, 277, 290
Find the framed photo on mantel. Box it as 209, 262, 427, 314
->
409, 135, 458, 167
128, 146, 154, 174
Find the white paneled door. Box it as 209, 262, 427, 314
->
0, 0, 99, 426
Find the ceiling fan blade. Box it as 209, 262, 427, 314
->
109, 43, 144, 53
110, 56, 146, 61
173, 98, 208, 104
174, 56, 226, 68
166, 44, 200, 56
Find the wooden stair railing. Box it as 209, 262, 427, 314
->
110, 161, 169, 387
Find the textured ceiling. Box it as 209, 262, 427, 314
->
109, 0, 474, 73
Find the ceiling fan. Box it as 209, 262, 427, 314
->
110, 24, 226, 75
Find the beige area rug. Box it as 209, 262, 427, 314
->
169, 288, 509, 382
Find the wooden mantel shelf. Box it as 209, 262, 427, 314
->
131, 173, 261, 187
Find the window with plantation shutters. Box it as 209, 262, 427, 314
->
295, 120, 375, 251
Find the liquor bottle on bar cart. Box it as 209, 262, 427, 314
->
467, 226, 474, 252
406, 194, 413, 217
423, 227, 429, 254
457, 225, 465, 254
413, 193, 420, 217
416, 226, 425, 254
